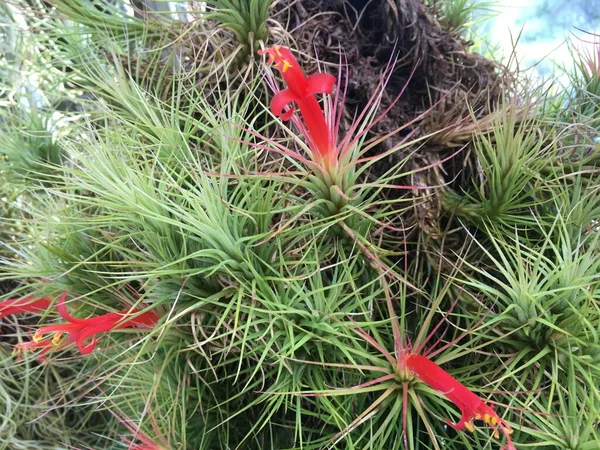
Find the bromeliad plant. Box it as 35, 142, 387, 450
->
572, 33, 600, 119
258, 45, 424, 219
298, 276, 516, 450
205, 0, 272, 63
6, 1, 599, 449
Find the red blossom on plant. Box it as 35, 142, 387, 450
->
406, 354, 515, 450
344, 320, 516, 449
259, 45, 337, 168
0, 296, 52, 319
314, 279, 518, 450
13, 292, 159, 360
258, 45, 421, 182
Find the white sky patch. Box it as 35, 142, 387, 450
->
477, 0, 600, 79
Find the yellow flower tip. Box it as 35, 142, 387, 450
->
474, 413, 482, 420
33, 332, 43, 343
493, 430, 500, 439
464, 421, 475, 433
51, 332, 63, 345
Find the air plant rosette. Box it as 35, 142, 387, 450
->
257, 45, 427, 225
570, 32, 600, 119
295, 278, 517, 450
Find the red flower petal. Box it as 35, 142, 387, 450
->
0, 297, 51, 319
306, 73, 336, 96
19, 294, 159, 358
76, 317, 118, 354
270, 88, 298, 120
406, 354, 514, 448
57, 292, 88, 323
261, 46, 337, 167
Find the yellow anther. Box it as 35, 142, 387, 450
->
465, 421, 475, 432
273, 45, 282, 57
484, 414, 491, 423
52, 332, 63, 345
33, 332, 43, 343
474, 413, 482, 420
493, 430, 500, 439
281, 60, 291, 73
490, 416, 498, 426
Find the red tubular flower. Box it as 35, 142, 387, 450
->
0, 297, 52, 319
406, 354, 515, 450
15, 292, 159, 359
259, 45, 337, 167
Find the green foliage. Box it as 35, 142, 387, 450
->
0, 347, 115, 449
205, 0, 272, 61
0, 108, 64, 185
1, 1, 599, 450
44, 0, 169, 41
552, 34, 600, 125
441, 103, 554, 228
426, 0, 497, 34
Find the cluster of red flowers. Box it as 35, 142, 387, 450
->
260, 46, 516, 450
1, 293, 158, 361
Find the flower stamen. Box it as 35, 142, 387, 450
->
406, 354, 515, 449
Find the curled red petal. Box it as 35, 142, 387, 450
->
270, 88, 298, 120
306, 73, 336, 96
76, 333, 98, 354
56, 292, 90, 323
445, 410, 471, 430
